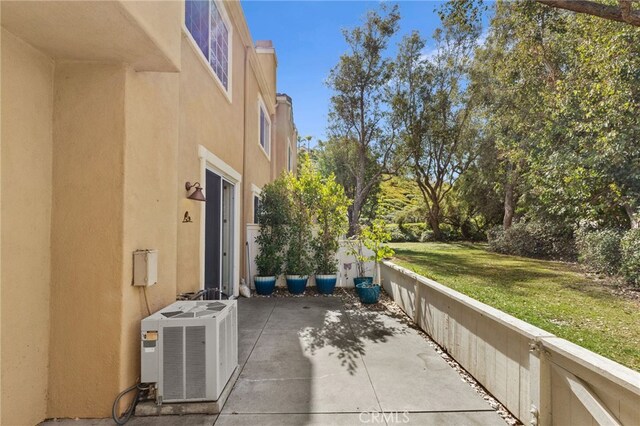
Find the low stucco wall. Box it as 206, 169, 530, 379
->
380, 261, 640, 425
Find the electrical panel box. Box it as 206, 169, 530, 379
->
133, 249, 158, 287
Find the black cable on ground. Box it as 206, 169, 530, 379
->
111, 383, 151, 425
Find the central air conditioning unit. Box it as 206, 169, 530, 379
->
140, 300, 237, 403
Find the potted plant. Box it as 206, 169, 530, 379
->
284, 164, 315, 294
254, 179, 288, 295
313, 171, 350, 295
351, 219, 394, 304
346, 237, 373, 287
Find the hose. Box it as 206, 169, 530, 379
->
111, 382, 151, 425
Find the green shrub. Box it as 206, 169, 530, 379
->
575, 228, 622, 275
440, 223, 463, 241
387, 224, 408, 242
419, 230, 434, 242
487, 221, 575, 260
255, 179, 289, 276
487, 225, 505, 252
620, 229, 640, 287
386, 222, 427, 242
400, 223, 427, 241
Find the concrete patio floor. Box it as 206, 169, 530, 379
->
219, 296, 505, 425
43, 296, 507, 426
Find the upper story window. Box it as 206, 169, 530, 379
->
258, 100, 271, 157
185, 0, 230, 92
288, 139, 292, 171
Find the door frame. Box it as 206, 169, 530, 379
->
198, 145, 241, 297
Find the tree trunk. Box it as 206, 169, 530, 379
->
348, 198, 362, 237
503, 180, 515, 229
348, 185, 367, 237
624, 203, 639, 229
428, 203, 443, 241
348, 144, 368, 237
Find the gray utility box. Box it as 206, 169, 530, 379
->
141, 300, 238, 404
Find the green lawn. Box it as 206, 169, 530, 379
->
389, 242, 640, 371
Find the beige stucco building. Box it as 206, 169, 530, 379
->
0, 1, 297, 424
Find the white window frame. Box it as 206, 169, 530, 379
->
198, 145, 242, 297
257, 95, 271, 160
251, 184, 262, 225
182, 0, 233, 103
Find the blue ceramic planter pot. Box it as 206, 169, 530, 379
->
315, 274, 337, 295
286, 275, 309, 294
354, 276, 374, 298
357, 284, 381, 304
354, 276, 374, 287
254, 276, 276, 295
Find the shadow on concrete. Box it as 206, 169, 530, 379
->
299, 308, 404, 375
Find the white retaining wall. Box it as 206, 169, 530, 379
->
380, 261, 640, 426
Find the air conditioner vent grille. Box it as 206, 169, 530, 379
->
186, 326, 207, 399
163, 327, 184, 400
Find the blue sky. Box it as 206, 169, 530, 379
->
242, 1, 492, 145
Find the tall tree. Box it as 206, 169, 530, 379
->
326, 5, 401, 235
391, 3, 481, 240
476, 0, 639, 230
529, 13, 640, 228
472, 0, 568, 228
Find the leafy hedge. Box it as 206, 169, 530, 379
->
575, 228, 622, 275
621, 229, 640, 287
386, 223, 428, 242
386, 222, 468, 242
487, 222, 576, 260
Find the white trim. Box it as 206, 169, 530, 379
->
250, 184, 262, 225
255, 47, 276, 54
250, 183, 262, 195
182, 0, 233, 103
198, 145, 242, 297
198, 145, 242, 182
257, 94, 271, 161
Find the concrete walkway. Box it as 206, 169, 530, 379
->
216, 296, 505, 425
43, 296, 506, 426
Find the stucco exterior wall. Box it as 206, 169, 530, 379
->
275, 96, 298, 176
177, 11, 275, 292
1, 29, 54, 426
245, 70, 274, 192
241, 62, 274, 279
119, 0, 182, 70
1, 1, 298, 423
48, 62, 126, 419
120, 68, 180, 393
177, 28, 246, 295
256, 48, 276, 100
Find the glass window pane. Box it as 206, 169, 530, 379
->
209, 1, 229, 90
185, 0, 209, 60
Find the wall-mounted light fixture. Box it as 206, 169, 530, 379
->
185, 181, 206, 201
